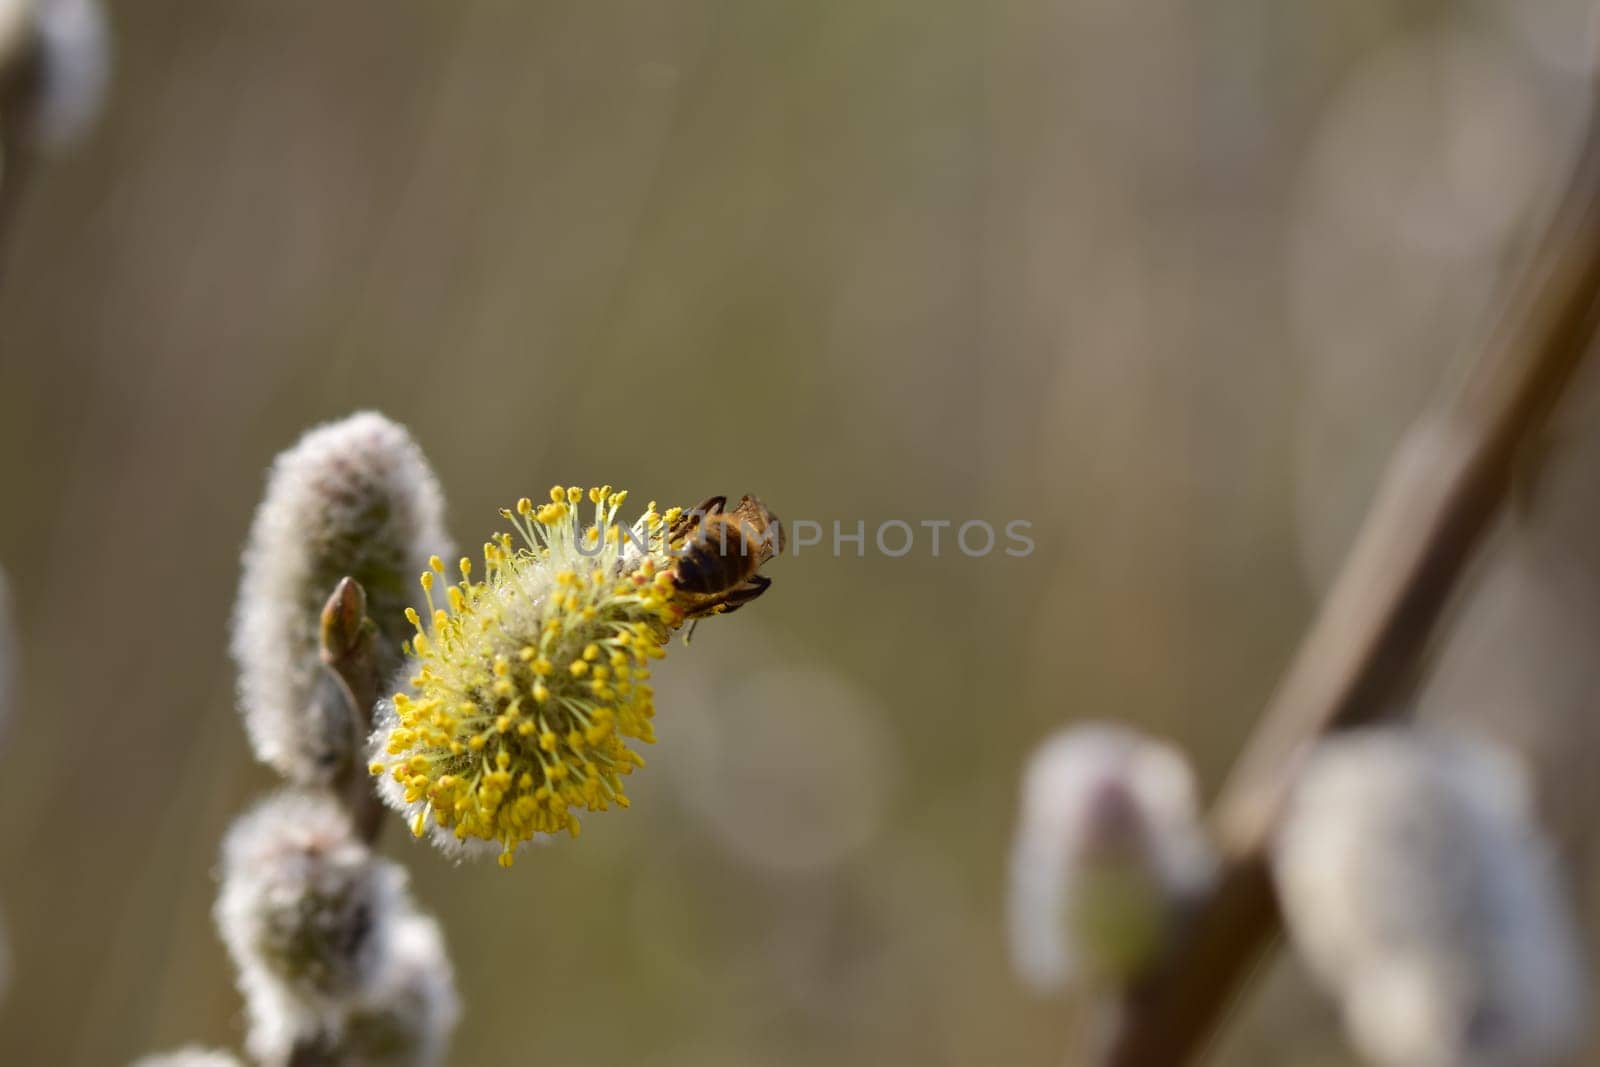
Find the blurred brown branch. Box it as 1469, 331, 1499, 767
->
320, 576, 386, 845
1098, 93, 1600, 1066
0, 5, 37, 276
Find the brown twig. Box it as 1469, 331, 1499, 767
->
289, 585, 388, 1067
319, 576, 386, 845
0, 6, 39, 284
1098, 97, 1600, 1066
285, 1040, 338, 1067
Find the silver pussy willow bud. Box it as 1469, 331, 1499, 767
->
1274, 727, 1591, 1067
215, 790, 409, 1062
232, 412, 450, 786
248, 912, 458, 1067
129, 1050, 244, 1067
0, 1, 27, 90
336, 912, 459, 1066
1008, 722, 1215, 993
0, 0, 109, 149
30, 0, 110, 149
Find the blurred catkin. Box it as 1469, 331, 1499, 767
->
28, 0, 107, 149
129, 1049, 245, 1067
215, 790, 456, 1067
1274, 726, 1590, 1067
320, 912, 459, 1067
216, 791, 405, 1005
232, 412, 450, 787
0, 0, 108, 147
0, 0, 28, 79
1007, 722, 1215, 994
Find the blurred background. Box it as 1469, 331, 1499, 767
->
3, 1, 1600, 1064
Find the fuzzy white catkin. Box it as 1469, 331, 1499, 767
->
1008, 722, 1215, 993
247, 912, 459, 1067
232, 412, 450, 786
30, 0, 109, 149
0, 0, 30, 77
216, 791, 457, 1066
0, 0, 109, 149
335, 912, 460, 1067
129, 1050, 244, 1067
1274, 727, 1591, 1067
215, 791, 407, 1059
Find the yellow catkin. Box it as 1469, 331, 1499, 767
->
372, 486, 698, 867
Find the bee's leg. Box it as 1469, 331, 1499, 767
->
706, 574, 772, 618
676, 576, 772, 637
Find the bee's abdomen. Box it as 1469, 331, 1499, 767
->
674, 546, 738, 594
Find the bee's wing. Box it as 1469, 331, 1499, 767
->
730, 496, 782, 561
668, 495, 726, 546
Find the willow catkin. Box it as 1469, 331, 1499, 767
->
1274, 726, 1590, 1067
232, 412, 450, 786
1007, 722, 1215, 993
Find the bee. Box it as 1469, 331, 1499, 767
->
668, 494, 782, 632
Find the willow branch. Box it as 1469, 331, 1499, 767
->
281, 581, 389, 1066
319, 577, 386, 845
1098, 102, 1600, 1066
0, 8, 38, 280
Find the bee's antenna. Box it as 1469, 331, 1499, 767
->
683, 619, 700, 645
